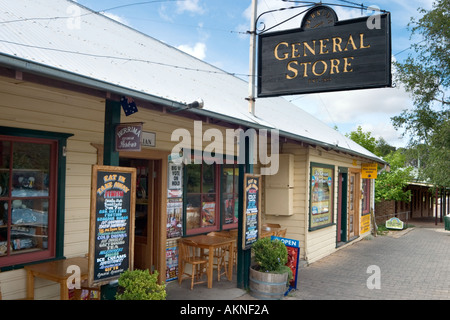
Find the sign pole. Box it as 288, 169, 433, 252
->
248, 0, 257, 115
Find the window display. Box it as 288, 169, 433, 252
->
0, 139, 56, 265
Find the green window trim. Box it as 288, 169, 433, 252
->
0, 127, 73, 271
309, 162, 335, 231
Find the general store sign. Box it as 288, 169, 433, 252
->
257, 7, 391, 97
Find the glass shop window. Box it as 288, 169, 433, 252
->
185, 163, 219, 235
221, 164, 239, 230
0, 137, 57, 267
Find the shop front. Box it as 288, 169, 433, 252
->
0, 0, 387, 299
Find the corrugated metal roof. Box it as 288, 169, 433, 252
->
0, 0, 385, 163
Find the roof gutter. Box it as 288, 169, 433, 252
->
0, 53, 387, 165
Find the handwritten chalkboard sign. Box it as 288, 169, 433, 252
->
88, 165, 136, 286
243, 174, 261, 250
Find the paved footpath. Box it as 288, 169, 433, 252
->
289, 224, 450, 300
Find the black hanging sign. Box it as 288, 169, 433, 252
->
88, 165, 136, 286
257, 6, 391, 97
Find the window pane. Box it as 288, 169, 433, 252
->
12, 143, 50, 197
186, 194, 201, 230
10, 198, 49, 254
0, 141, 10, 197
202, 165, 215, 193
0, 201, 7, 256
222, 165, 238, 226
186, 164, 201, 193
201, 195, 216, 227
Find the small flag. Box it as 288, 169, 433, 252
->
121, 96, 138, 116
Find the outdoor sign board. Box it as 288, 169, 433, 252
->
257, 6, 391, 97
243, 174, 261, 250
362, 163, 378, 179
386, 217, 404, 230
88, 165, 136, 286
271, 236, 300, 292
115, 122, 142, 151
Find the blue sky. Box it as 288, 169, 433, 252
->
75, 0, 434, 148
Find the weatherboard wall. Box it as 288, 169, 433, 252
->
0, 75, 239, 299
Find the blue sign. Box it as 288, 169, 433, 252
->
271, 236, 300, 292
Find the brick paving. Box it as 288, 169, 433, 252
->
167, 218, 450, 300
290, 222, 450, 300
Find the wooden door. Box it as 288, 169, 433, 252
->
348, 170, 360, 239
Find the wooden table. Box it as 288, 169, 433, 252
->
188, 235, 235, 289
24, 257, 89, 300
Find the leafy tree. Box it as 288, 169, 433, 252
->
345, 127, 413, 203
345, 126, 377, 154
392, 0, 449, 187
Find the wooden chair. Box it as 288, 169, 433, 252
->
206, 233, 229, 281
72, 280, 101, 300
178, 239, 208, 290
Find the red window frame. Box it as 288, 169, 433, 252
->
0, 136, 58, 267
184, 162, 220, 235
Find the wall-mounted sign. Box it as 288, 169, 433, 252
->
115, 122, 142, 151
257, 6, 391, 97
309, 163, 334, 230
88, 165, 136, 286
243, 174, 261, 250
141, 131, 156, 147
362, 163, 378, 179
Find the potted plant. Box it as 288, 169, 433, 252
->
115, 269, 166, 300
249, 237, 292, 300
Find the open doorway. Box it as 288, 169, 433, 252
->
119, 157, 163, 272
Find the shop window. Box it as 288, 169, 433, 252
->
221, 164, 239, 230
361, 179, 371, 214
184, 162, 239, 235
185, 163, 219, 235
0, 129, 71, 268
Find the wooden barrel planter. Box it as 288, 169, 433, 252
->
249, 267, 288, 300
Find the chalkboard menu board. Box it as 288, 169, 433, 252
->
88, 165, 136, 286
242, 174, 261, 250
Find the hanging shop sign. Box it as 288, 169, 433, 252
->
243, 174, 261, 250
257, 5, 391, 97
88, 165, 136, 286
115, 122, 142, 151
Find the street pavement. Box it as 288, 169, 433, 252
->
166, 218, 450, 300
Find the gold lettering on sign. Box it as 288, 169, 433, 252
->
272, 32, 372, 80
332, 37, 343, 52
274, 42, 289, 60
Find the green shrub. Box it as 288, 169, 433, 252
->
115, 269, 166, 300
252, 237, 291, 277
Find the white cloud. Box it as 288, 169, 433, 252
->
177, 42, 207, 60
177, 0, 204, 15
